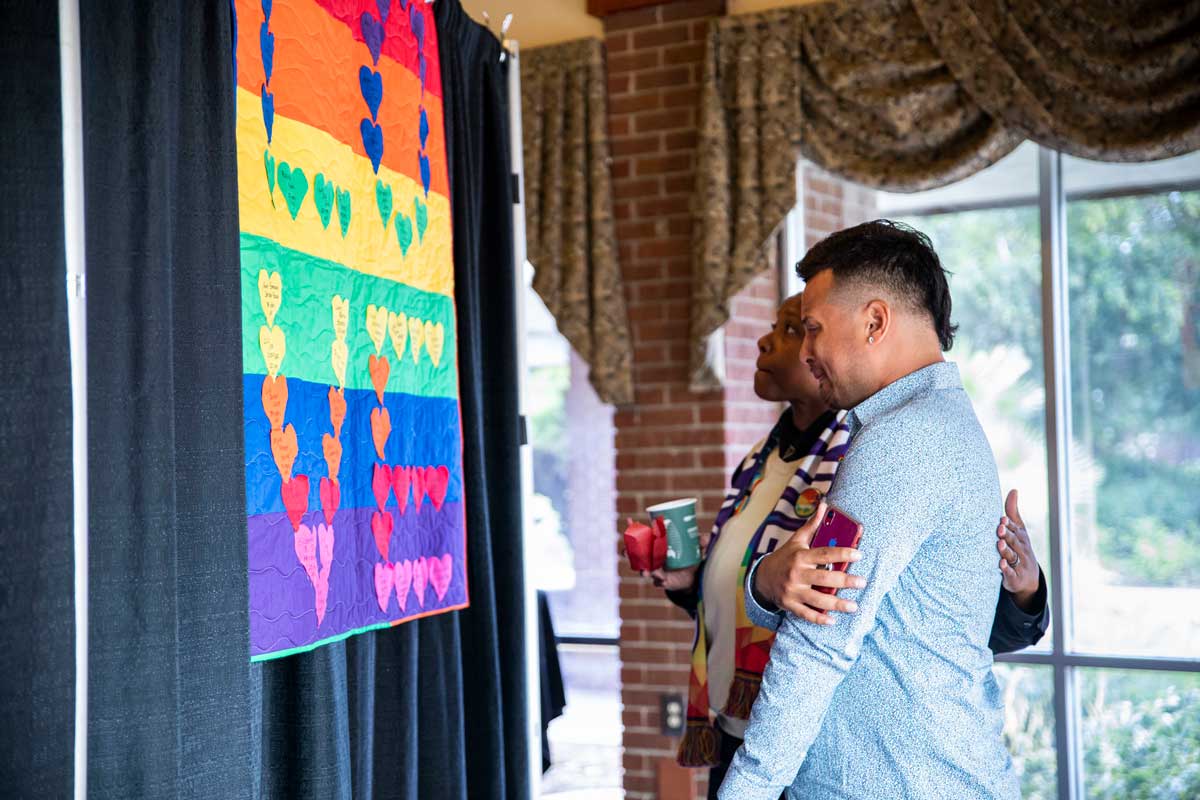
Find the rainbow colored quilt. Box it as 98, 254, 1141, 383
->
236, 0, 467, 661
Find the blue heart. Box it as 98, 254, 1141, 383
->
359, 67, 383, 123
360, 12, 384, 66
259, 22, 274, 85
361, 119, 384, 174
419, 107, 429, 149
261, 85, 275, 143
418, 152, 430, 197
376, 0, 390, 22
261, 0, 271, 21
409, 4, 425, 52
398, 0, 407, 10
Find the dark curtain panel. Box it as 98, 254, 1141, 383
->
0, 4, 75, 797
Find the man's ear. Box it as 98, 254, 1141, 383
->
863, 298, 891, 345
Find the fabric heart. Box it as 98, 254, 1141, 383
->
270, 424, 298, 481
368, 353, 390, 403
390, 465, 411, 513
418, 54, 427, 95
264, 150, 276, 203
280, 474, 309, 532
359, 66, 383, 122
424, 320, 444, 368
408, 3, 425, 51
418, 153, 431, 198
360, 12, 384, 65
374, 179, 393, 229
408, 316, 425, 364
413, 196, 428, 241
394, 212, 413, 256
261, 0, 272, 21
277, 161, 308, 220
371, 462, 393, 512
365, 303, 388, 354
261, 85, 274, 143
393, 559, 413, 611
260, 374, 287, 430
411, 556, 428, 607
294, 523, 319, 588
411, 464, 426, 512
424, 465, 450, 511
429, 554, 453, 601
330, 339, 348, 388
419, 107, 429, 149
327, 386, 346, 437
331, 295, 349, 342
259, 22, 274, 84
371, 510, 393, 561
321, 433, 342, 483
370, 406, 391, 460
313, 173, 334, 229
259, 324, 285, 376
376, 0, 390, 22
361, 119, 384, 173
387, 311, 408, 361
335, 186, 351, 237
257, 269, 282, 327
373, 560, 394, 612
319, 476, 340, 525
315, 522, 334, 624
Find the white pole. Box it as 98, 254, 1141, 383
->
58, 0, 88, 796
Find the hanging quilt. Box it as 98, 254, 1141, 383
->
235, 0, 467, 661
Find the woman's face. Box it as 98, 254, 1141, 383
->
754, 293, 825, 406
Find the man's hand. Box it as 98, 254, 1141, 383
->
643, 564, 699, 592
998, 489, 1041, 611
752, 500, 865, 625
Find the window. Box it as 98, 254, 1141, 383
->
801, 143, 1200, 800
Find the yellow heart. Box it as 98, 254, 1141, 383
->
424, 320, 445, 368
366, 304, 388, 355
388, 310, 408, 361
257, 270, 282, 328
331, 295, 349, 342
259, 324, 286, 377
408, 316, 425, 364
331, 339, 348, 388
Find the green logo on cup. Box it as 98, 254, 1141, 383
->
647, 497, 701, 569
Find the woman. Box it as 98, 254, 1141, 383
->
645, 291, 1049, 798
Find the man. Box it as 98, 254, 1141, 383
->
719, 220, 1021, 799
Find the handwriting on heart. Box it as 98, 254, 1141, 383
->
281, 474, 309, 532
368, 354, 390, 403
277, 161, 308, 220
394, 559, 413, 611
424, 465, 450, 511
388, 311, 408, 361
257, 270, 282, 327
370, 406, 391, 460
365, 304, 388, 355
327, 386, 346, 438
429, 554, 453, 601
372, 463, 393, 512
359, 66, 383, 122
424, 320, 444, 368
330, 340, 348, 388
313, 173, 334, 229
319, 476, 340, 525
270, 424, 298, 481
259, 324, 286, 377
374, 561, 394, 612
371, 510, 393, 561
331, 295, 349, 341
321, 433, 342, 482
411, 557, 428, 607
390, 465, 411, 513
336, 187, 352, 238
408, 316, 425, 364
361, 119, 384, 174
261, 374, 287, 430
414, 195, 428, 239
394, 213, 413, 256
295, 522, 334, 624
375, 180, 393, 229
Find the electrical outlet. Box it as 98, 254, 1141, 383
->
660, 692, 685, 736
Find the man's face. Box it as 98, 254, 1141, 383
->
754, 293, 824, 405
798, 270, 871, 410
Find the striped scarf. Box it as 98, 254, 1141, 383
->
677, 409, 851, 767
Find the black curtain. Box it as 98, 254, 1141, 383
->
0, 5, 75, 797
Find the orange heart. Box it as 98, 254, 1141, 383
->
370, 407, 391, 460
261, 374, 288, 430
368, 354, 390, 404
322, 433, 342, 482
327, 386, 346, 438
270, 424, 299, 482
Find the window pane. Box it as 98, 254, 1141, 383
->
543, 645, 623, 797
1064, 154, 1200, 658
995, 664, 1057, 800
1081, 668, 1200, 799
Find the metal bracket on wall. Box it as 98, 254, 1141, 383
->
511, 172, 520, 205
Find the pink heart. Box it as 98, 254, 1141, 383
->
425, 466, 450, 511
371, 510, 393, 561
429, 553, 453, 601
319, 476, 340, 525
315, 523, 334, 624
390, 466, 412, 514
411, 466, 427, 512
294, 524, 320, 587
393, 559, 413, 612
280, 474, 310, 531
373, 561, 394, 612
411, 556, 428, 607
371, 463, 393, 511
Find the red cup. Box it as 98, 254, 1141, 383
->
624, 518, 668, 572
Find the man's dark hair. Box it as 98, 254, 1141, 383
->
797, 219, 958, 351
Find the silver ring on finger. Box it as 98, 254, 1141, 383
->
1011, 554, 1021, 568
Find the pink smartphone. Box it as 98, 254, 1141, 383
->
808, 504, 864, 596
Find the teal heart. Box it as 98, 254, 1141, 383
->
414, 197, 428, 242
376, 180, 393, 228
277, 162, 308, 220
264, 150, 276, 206
395, 213, 413, 256
336, 187, 351, 238
313, 173, 334, 229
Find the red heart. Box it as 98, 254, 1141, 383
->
372, 463, 393, 511
319, 476, 340, 525
368, 354, 390, 404
280, 474, 310, 532
261, 374, 288, 430
411, 466, 427, 512
390, 466, 412, 514
371, 510, 393, 561
327, 386, 346, 438
424, 465, 450, 511
370, 407, 391, 460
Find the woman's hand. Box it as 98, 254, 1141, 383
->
998, 489, 1041, 611
642, 564, 699, 592
752, 500, 865, 625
